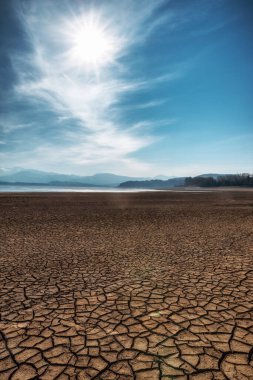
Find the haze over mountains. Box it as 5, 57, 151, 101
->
0, 168, 230, 188
0, 168, 153, 187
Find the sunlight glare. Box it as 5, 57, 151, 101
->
67, 14, 120, 70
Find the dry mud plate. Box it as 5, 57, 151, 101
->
0, 191, 253, 380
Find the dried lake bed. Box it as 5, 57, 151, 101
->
0, 191, 253, 379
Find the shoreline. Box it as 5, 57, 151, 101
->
0, 185, 253, 195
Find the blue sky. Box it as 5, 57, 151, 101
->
0, 0, 252, 176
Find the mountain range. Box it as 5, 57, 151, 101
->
0, 168, 228, 188
0, 168, 166, 187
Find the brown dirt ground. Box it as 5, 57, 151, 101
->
0, 191, 253, 380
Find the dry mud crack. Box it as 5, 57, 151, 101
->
0, 191, 253, 379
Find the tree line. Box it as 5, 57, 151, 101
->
185, 174, 253, 187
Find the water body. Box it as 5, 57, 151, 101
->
0, 185, 158, 193
0, 185, 243, 193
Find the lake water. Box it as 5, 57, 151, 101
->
0, 185, 235, 193
0, 185, 157, 193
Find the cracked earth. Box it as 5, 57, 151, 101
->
0, 191, 253, 380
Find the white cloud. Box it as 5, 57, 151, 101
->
9, 0, 177, 175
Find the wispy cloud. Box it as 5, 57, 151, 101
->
0, 116, 34, 133
130, 99, 168, 110
128, 119, 177, 133
8, 0, 179, 174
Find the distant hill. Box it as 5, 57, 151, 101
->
119, 177, 186, 189
197, 173, 228, 179
153, 175, 174, 180
0, 168, 149, 187
185, 174, 253, 187
118, 173, 252, 189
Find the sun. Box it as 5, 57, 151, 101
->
73, 24, 111, 64
66, 13, 120, 70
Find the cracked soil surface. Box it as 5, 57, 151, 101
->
0, 190, 253, 380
